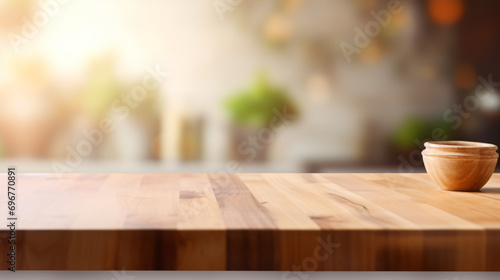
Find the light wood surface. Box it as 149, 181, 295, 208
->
1, 173, 500, 270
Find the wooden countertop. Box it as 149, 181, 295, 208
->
1, 173, 500, 270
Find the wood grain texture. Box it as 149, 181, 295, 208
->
0, 173, 500, 270
422, 141, 498, 191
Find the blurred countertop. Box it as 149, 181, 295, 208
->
0, 159, 303, 174
0, 159, 419, 173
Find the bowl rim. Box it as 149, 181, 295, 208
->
424, 140, 498, 150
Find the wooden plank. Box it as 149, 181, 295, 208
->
264, 174, 413, 229
208, 174, 276, 229
414, 172, 500, 202
321, 174, 483, 230
177, 174, 225, 230
122, 173, 179, 229
286, 174, 421, 229
364, 173, 500, 228
69, 174, 144, 229
0, 173, 499, 270
238, 173, 319, 230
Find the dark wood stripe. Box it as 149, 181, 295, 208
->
208, 174, 276, 229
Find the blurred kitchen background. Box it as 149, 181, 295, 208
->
0, 0, 499, 173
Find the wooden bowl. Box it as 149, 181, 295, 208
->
422, 141, 498, 191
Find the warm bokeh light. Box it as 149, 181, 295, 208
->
428, 0, 465, 25
361, 42, 383, 64
263, 12, 294, 44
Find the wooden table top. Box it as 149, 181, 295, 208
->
2, 173, 500, 271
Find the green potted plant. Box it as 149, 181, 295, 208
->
224, 72, 299, 161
